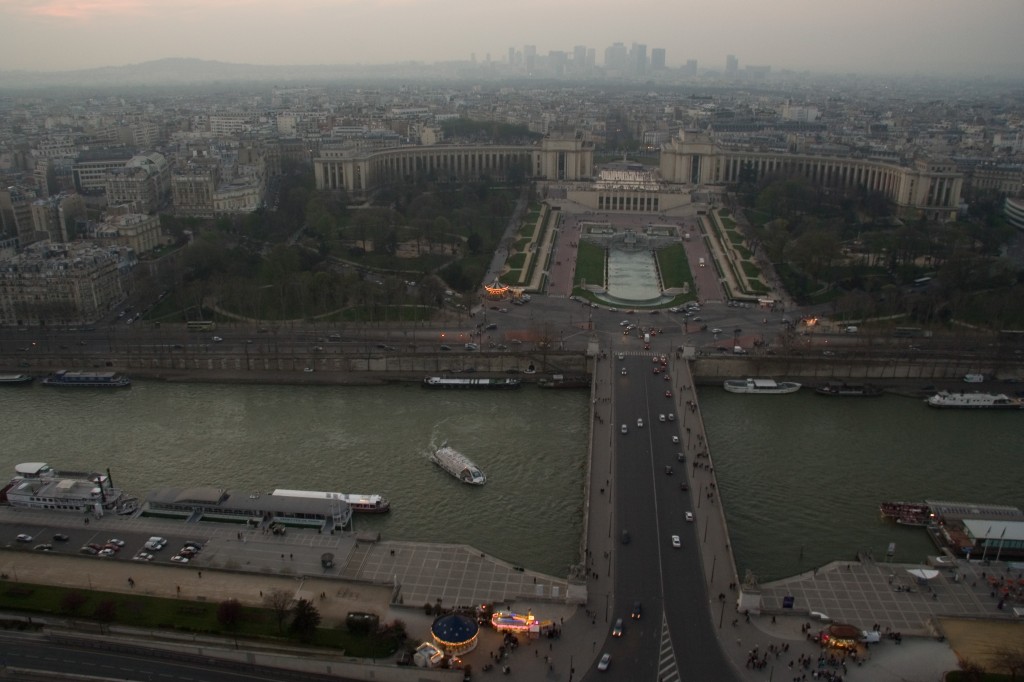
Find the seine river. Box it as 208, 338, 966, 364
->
2, 381, 1020, 582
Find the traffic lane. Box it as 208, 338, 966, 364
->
0, 631, 333, 682
610, 359, 667, 682
663, 542, 739, 682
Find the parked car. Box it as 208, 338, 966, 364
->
15, 534, 33, 543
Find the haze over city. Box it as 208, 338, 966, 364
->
1, 0, 1022, 77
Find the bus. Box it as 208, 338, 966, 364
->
186, 320, 215, 332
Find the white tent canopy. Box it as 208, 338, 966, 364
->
906, 568, 940, 580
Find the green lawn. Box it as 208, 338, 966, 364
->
574, 241, 605, 288
656, 244, 693, 290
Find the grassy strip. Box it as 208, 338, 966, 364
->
0, 580, 402, 657
656, 244, 693, 290
574, 241, 605, 288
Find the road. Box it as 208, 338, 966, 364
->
598, 353, 738, 682
0, 631, 351, 682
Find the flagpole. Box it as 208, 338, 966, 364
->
995, 526, 1008, 563
981, 525, 993, 562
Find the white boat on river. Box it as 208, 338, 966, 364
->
431, 442, 486, 485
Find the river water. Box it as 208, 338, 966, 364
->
2, 382, 1019, 583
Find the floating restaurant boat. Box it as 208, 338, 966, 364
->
431, 441, 486, 485
880, 501, 934, 526
925, 391, 1023, 409
538, 374, 591, 389
815, 382, 884, 397
723, 378, 801, 394
0, 373, 34, 385
422, 376, 521, 389
272, 489, 390, 514
41, 369, 131, 388
1, 462, 129, 515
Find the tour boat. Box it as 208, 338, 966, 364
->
925, 391, 1023, 409
0, 373, 34, 385
431, 442, 486, 485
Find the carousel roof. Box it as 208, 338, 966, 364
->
431, 613, 479, 643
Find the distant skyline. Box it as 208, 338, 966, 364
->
1, 0, 1022, 77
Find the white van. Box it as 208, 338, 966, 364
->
844, 326, 858, 334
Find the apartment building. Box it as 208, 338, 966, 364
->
0, 241, 125, 326
104, 152, 171, 213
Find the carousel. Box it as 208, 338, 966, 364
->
484, 279, 509, 299
430, 613, 479, 655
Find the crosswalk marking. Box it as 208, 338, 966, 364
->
658, 612, 682, 682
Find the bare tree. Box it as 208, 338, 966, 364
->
264, 589, 292, 633
994, 646, 1024, 681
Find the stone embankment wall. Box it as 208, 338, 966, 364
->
3, 351, 590, 384
693, 355, 1024, 385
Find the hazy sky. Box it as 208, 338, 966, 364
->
1, 0, 1022, 76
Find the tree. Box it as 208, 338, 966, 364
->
92, 599, 117, 625
264, 589, 292, 633
217, 598, 243, 630
289, 598, 322, 642
60, 590, 88, 616
956, 657, 986, 682
993, 646, 1024, 680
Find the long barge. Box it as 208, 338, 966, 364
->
423, 376, 521, 389
41, 370, 131, 388
272, 489, 390, 514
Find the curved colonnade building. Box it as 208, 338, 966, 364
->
660, 131, 962, 221
314, 129, 963, 221
314, 133, 594, 197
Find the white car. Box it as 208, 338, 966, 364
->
620, 424, 628, 434
617, 352, 625, 360
668, 413, 675, 421
170, 555, 190, 563
711, 328, 723, 334
597, 653, 611, 671
621, 367, 627, 375
133, 552, 154, 561
671, 535, 681, 548
212, 336, 223, 342
637, 418, 644, 428
659, 414, 666, 422
15, 533, 33, 543
685, 512, 694, 522
672, 435, 680, 443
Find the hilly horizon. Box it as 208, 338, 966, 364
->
0, 57, 461, 89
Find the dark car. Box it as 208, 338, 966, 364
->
630, 601, 642, 620
611, 618, 624, 637
52, 533, 70, 542
621, 530, 631, 545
